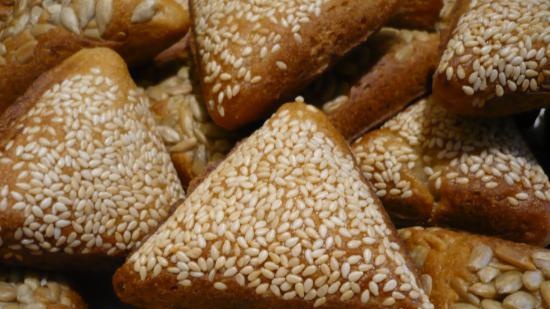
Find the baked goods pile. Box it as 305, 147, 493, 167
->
0, 268, 86, 308
0, 0, 548, 308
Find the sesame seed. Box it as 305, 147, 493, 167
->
276, 61, 288, 70
446, 67, 454, 81
348, 271, 363, 282
255, 283, 268, 294
495, 84, 505, 96
516, 192, 529, 200
383, 297, 396, 306
313, 297, 326, 307
369, 281, 379, 296
340, 290, 354, 301
462, 86, 475, 96
383, 279, 397, 292
214, 282, 227, 290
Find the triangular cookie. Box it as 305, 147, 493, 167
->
189, 0, 398, 129
433, 0, 550, 116
114, 102, 433, 309
0, 48, 185, 269
0, 0, 189, 112
353, 98, 550, 245
400, 227, 550, 309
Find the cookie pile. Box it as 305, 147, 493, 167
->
0, 0, 548, 308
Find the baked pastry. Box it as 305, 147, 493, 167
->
189, 0, 399, 129
352, 98, 550, 245
304, 28, 439, 140
0, 268, 86, 308
113, 102, 433, 309
0, 48, 185, 270
154, 33, 190, 66
153, 0, 190, 65
0, 0, 189, 113
433, 0, 550, 117
388, 0, 455, 31
399, 226, 550, 309
148, 65, 240, 187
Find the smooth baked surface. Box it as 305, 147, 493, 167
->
307, 28, 439, 140
0, 268, 87, 308
433, 0, 550, 116
148, 65, 241, 187
352, 98, 550, 245
400, 227, 550, 309
0, 0, 189, 113
114, 102, 433, 309
189, 0, 398, 129
389, 0, 443, 30
0, 48, 185, 270
388, 0, 457, 31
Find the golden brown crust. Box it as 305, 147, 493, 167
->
352, 98, 550, 244
189, 0, 399, 129
352, 130, 434, 226
433, 175, 550, 246
433, 80, 550, 117
389, 0, 444, 30
0, 0, 189, 114
0, 48, 184, 270
432, 0, 550, 117
0, 49, 129, 270
103, 0, 189, 64
352, 100, 443, 227
319, 28, 439, 140
114, 102, 433, 309
399, 227, 550, 309
154, 32, 190, 66
0, 46, 133, 136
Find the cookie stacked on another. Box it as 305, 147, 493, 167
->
353, 98, 550, 245
0, 48, 185, 270
189, 0, 399, 129
114, 102, 433, 309
400, 227, 550, 309
0, 0, 189, 111
433, 0, 549, 116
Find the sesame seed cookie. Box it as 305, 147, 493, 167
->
304, 28, 440, 140
0, 0, 189, 114
400, 227, 550, 309
433, 0, 550, 116
148, 65, 242, 187
0, 48, 185, 270
114, 102, 433, 309
189, 0, 398, 129
388, 0, 455, 31
353, 97, 550, 245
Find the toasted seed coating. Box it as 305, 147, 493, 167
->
400, 227, 550, 309
353, 98, 550, 245
0, 48, 185, 270
114, 102, 433, 309
0, 0, 189, 114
